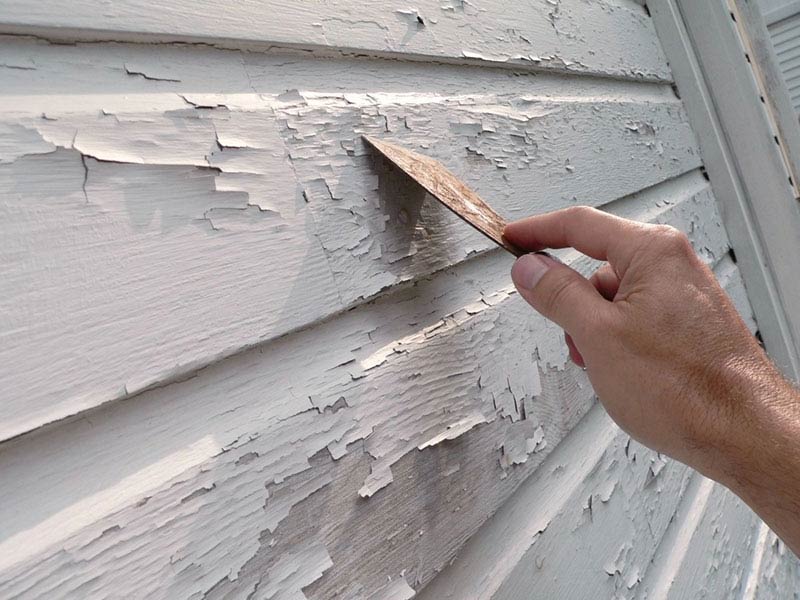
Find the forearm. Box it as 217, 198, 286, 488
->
697, 361, 800, 557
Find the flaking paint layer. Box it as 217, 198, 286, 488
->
1, 13, 793, 599
0, 36, 701, 443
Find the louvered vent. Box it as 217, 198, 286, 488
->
769, 12, 800, 113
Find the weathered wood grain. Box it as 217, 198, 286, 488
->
0, 0, 671, 81
0, 180, 741, 599
0, 37, 701, 442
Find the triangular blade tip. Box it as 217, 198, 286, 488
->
363, 135, 395, 152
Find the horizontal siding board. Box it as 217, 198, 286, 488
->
417, 413, 695, 600
0, 0, 671, 81
0, 37, 701, 443
636, 477, 762, 598
0, 180, 738, 598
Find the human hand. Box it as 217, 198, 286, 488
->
503, 207, 788, 484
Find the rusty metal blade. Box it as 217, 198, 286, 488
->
363, 136, 524, 257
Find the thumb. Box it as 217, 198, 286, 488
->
511, 253, 609, 338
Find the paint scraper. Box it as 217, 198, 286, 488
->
363, 136, 525, 257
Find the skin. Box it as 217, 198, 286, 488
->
503, 206, 800, 557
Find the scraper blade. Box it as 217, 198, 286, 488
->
363, 136, 524, 257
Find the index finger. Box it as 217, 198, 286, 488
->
502, 206, 647, 269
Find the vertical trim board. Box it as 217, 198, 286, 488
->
650, 0, 800, 379
729, 0, 800, 197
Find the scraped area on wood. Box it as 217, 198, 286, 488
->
1, 2, 797, 598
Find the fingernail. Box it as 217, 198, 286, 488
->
535, 250, 564, 265
511, 253, 553, 291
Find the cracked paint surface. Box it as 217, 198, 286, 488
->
0, 6, 797, 600
0, 166, 754, 599
416, 260, 765, 600
0, 0, 669, 80
0, 35, 700, 443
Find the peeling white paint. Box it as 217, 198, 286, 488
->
0, 0, 670, 80
257, 543, 333, 600
0, 6, 795, 599
0, 123, 56, 162
0, 169, 750, 599
0, 35, 702, 444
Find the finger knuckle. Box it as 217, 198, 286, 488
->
565, 205, 597, 220
653, 224, 692, 255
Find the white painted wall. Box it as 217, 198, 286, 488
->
0, 1, 797, 598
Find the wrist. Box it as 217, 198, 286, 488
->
696, 357, 800, 507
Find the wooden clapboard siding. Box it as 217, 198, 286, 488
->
1, 2, 797, 598
0, 36, 701, 443
0, 0, 671, 80
0, 173, 742, 598
636, 477, 762, 598
743, 524, 800, 598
